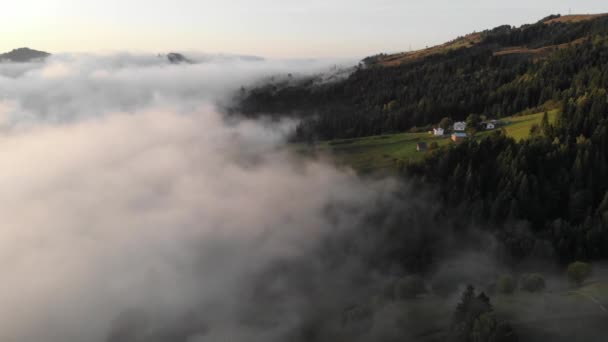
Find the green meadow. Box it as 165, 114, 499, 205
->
306, 110, 559, 173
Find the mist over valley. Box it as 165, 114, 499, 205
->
3, 6, 608, 342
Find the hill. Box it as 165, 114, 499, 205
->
239, 13, 608, 265
368, 13, 608, 67
366, 32, 482, 67
0, 48, 50, 63
237, 13, 608, 141
543, 13, 608, 24
166, 52, 192, 64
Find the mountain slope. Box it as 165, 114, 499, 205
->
0, 48, 50, 63
365, 32, 482, 67
543, 13, 608, 24
369, 13, 608, 67
236, 15, 608, 263
237, 13, 608, 141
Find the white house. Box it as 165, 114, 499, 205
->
485, 123, 496, 130
433, 127, 445, 136
454, 121, 467, 131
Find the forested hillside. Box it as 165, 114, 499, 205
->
238, 14, 608, 141
237, 14, 608, 265
401, 18, 608, 264
407, 92, 608, 263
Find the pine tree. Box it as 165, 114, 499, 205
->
540, 111, 551, 136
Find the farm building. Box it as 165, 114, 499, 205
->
451, 132, 468, 142
416, 142, 428, 152
453, 121, 467, 131
433, 127, 445, 136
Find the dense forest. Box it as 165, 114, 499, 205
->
406, 92, 608, 263
238, 14, 608, 141
401, 19, 608, 264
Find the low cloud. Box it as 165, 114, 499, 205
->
0, 54, 399, 342
0, 105, 395, 341
0, 53, 352, 126
3, 52, 568, 342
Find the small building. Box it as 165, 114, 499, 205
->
416, 142, 428, 152
451, 132, 468, 142
433, 127, 445, 136
485, 122, 496, 130
453, 121, 467, 131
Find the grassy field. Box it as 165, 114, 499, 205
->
579, 281, 608, 297
372, 278, 608, 342
494, 110, 558, 140
493, 279, 608, 341
396, 277, 608, 341
309, 110, 558, 173
310, 132, 451, 173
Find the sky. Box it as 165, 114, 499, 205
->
2, 0, 608, 58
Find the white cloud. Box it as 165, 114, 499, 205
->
0, 55, 389, 342
0, 53, 350, 126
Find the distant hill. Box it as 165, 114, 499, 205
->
0, 48, 50, 63
166, 52, 192, 64
158, 52, 264, 64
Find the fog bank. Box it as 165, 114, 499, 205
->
0, 54, 409, 342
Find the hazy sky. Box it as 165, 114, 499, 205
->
2, 0, 607, 58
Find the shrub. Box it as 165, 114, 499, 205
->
520, 273, 546, 292
567, 261, 592, 286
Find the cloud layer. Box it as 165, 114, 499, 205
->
0, 53, 349, 126
0, 54, 399, 342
